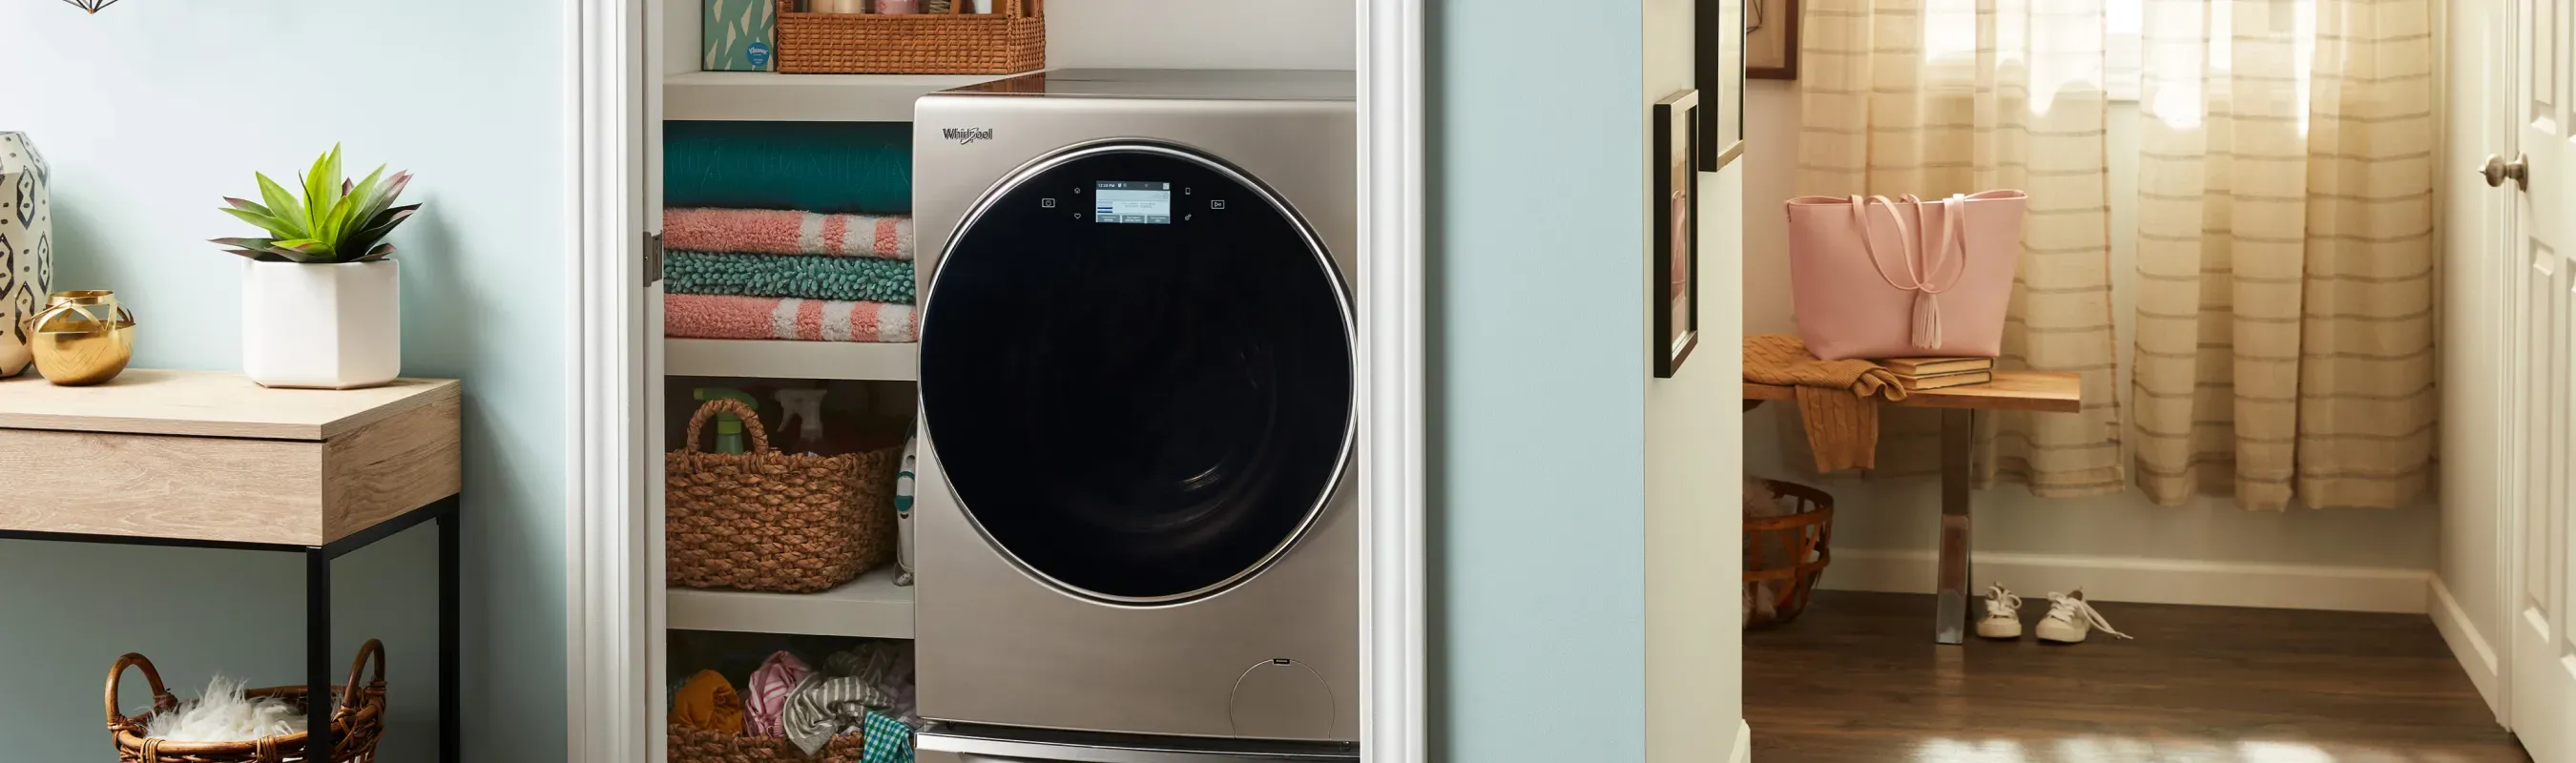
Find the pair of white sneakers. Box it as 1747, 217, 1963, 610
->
1976, 583, 2133, 644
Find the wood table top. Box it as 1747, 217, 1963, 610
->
1742, 369, 2081, 413
0, 369, 461, 441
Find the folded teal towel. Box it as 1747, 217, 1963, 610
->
665, 121, 911, 214
665, 251, 915, 305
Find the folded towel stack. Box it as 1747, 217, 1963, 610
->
661, 121, 920, 344
661, 207, 917, 343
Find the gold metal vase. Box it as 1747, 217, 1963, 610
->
24, 290, 135, 386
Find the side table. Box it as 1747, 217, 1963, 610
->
0, 369, 462, 762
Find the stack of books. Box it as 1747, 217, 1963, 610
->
1880, 357, 1994, 390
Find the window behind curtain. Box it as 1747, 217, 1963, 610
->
1918, 0, 2318, 107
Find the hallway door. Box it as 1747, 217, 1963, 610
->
2505, 0, 2576, 757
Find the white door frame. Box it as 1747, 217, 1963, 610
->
566, 0, 654, 761
563, 2, 1427, 761
2453, 0, 2523, 726
2486, 0, 2520, 726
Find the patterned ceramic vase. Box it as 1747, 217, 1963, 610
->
0, 132, 52, 378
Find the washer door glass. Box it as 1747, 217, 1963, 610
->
920, 144, 1354, 603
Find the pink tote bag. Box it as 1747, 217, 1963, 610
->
1785, 191, 2026, 361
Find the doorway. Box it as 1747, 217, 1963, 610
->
560, 3, 1429, 761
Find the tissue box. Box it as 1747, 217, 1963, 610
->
702, 0, 776, 72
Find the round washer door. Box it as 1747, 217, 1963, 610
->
920, 142, 1354, 604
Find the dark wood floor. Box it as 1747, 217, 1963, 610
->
1746, 591, 2530, 762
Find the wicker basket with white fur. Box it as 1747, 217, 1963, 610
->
105, 640, 388, 763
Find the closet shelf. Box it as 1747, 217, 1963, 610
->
665, 71, 1019, 122
667, 566, 913, 639
667, 339, 919, 382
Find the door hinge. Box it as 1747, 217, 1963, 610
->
643, 231, 665, 287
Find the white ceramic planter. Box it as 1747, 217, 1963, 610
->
241, 259, 401, 389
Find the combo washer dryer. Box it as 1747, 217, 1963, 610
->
908, 70, 1361, 762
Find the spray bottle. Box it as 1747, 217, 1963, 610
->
894, 433, 919, 587
774, 388, 831, 456
692, 387, 759, 454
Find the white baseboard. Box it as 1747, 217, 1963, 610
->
1818, 548, 2430, 613
1731, 720, 1751, 763
2429, 576, 2504, 720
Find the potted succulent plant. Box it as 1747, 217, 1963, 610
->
212, 145, 417, 389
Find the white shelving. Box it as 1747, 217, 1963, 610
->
668, 566, 913, 639
664, 71, 1019, 122
667, 338, 918, 382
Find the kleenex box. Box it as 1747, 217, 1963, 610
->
703, 0, 776, 72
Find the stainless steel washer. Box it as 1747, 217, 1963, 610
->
909, 70, 1359, 762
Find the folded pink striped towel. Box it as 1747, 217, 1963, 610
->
664, 208, 914, 259
666, 293, 918, 343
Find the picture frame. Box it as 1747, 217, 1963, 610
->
1652, 90, 1700, 379
1746, 0, 1800, 80
1694, 0, 1749, 171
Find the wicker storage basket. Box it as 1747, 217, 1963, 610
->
668, 398, 902, 593
1744, 479, 1834, 629
107, 640, 389, 763
671, 724, 866, 763
774, 0, 1045, 74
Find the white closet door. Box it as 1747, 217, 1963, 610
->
2507, 0, 2576, 757
646, 0, 674, 760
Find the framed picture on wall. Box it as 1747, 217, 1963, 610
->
1747, 0, 1800, 79
1653, 89, 1700, 379
1695, 0, 1748, 171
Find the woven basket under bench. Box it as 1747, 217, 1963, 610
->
1744, 479, 1835, 629
774, 0, 1045, 74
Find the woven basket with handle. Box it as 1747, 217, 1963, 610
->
1744, 479, 1834, 629
106, 640, 389, 763
774, 0, 1045, 74
668, 398, 900, 593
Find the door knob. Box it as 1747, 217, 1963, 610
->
2481, 154, 2529, 190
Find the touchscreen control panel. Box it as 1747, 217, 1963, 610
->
1094, 180, 1173, 225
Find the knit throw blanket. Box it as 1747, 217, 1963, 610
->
1743, 334, 1907, 472
665, 208, 915, 260
665, 250, 915, 304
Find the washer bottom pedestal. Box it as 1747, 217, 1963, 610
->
917, 723, 1359, 763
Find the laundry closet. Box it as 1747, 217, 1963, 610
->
639, 4, 1361, 762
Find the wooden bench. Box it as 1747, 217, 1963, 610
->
1744, 369, 2081, 644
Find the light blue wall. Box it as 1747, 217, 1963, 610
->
0, 2, 567, 760
1430, 1, 1650, 761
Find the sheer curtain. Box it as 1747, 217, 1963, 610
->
1797, 0, 2128, 497
2129, 0, 2436, 509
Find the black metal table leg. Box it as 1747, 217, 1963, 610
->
11, 493, 459, 762
440, 504, 461, 763
307, 546, 336, 760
